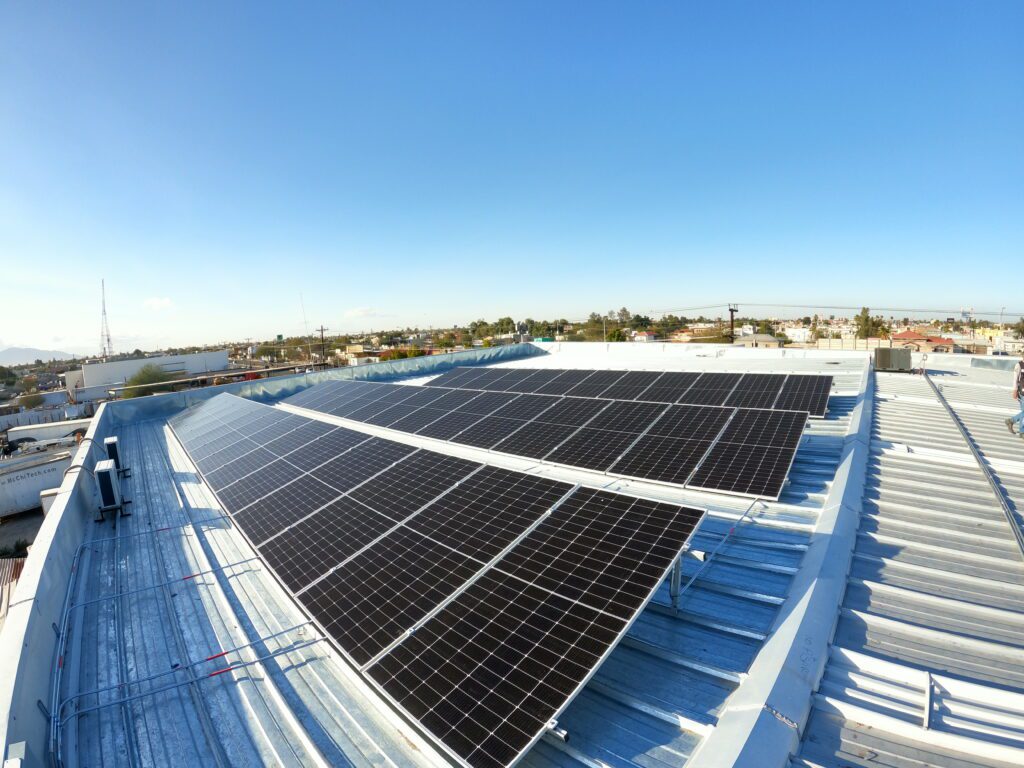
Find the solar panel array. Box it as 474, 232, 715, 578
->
282, 373, 814, 499
426, 367, 831, 417
170, 393, 704, 768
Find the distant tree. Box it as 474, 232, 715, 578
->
617, 307, 631, 324
19, 393, 44, 409
630, 314, 652, 329
123, 364, 173, 398
854, 307, 889, 339
606, 328, 627, 342
34, 359, 43, 366
801, 316, 811, 325
1014, 318, 1024, 338
0, 366, 14, 385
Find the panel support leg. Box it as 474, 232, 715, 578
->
670, 554, 682, 610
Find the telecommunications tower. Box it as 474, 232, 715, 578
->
100, 279, 114, 358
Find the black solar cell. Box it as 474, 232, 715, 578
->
490, 422, 581, 459
406, 468, 571, 560
284, 429, 372, 472
310, 439, 417, 495
448, 416, 529, 449
301, 527, 481, 665
675, 372, 742, 406
724, 373, 787, 410
232, 473, 342, 545
544, 427, 644, 471
416, 410, 487, 440
215, 458, 306, 511
532, 369, 595, 396
347, 451, 480, 521
533, 397, 609, 426
773, 374, 831, 416
638, 371, 701, 404
597, 370, 665, 401
258, 496, 397, 592
488, 393, 559, 421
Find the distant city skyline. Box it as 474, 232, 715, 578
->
3, 2, 1021, 352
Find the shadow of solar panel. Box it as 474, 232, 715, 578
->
233, 473, 342, 545
285, 429, 373, 472
348, 451, 479, 521
300, 527, 481, 666
406, 467, 571, 560
310, 439, 416, 494
724, 373, 787, 410
258, 496, 398, 592
369, 570, 627, 768
491, 421, 580, 459
773, 374, 831, 416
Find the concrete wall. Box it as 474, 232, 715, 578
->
80, 350, 230, 388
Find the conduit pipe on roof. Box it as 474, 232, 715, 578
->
923, 371, 1024, 561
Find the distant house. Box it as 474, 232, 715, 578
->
734, 333, 784, 349
890, 330, 958, 353
632, 331, 658, 343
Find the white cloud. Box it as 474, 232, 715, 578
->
343, 307, 377, 319
143, 297, 174, 311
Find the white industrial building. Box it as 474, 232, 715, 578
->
62, 349, 230, 399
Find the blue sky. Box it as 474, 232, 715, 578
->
2, 2, 1022, 353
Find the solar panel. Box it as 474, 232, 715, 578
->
513, 369, 566, 393
597, 370, 665, 401
773, 374, 832, 417
582, 400, 667, 433
645, 404, 734, 441
533, 397, 610, 426
348, 452, 481, 521
491, 421, 582, 460
405, 468, 571, 560
258, 496, 399, 592
563, 370, 627, 399
494, 488, 703, 619
368, 489, 703, 768
488, 393, 559, 421
300, 527, 481, 665
204, 447, 278, 490
215, 458, 306, 511
675, 372, 742, 406
416, 410, 488, 440
532, 369, 595, 396
724, 373, 787, 410
608, 434, 718, 485
261, 420, 337, 455
544, 427, 647, 471
284, 429, 373, 472
425, 368, 476, 388
449, 416, 530, 449
233, 473, 343, 545
311, 439, 417, 495
638, 371, 702, 404
478, 370, 534, 392
687, 409, 807, 498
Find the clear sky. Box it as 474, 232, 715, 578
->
2, 2, 1022, 354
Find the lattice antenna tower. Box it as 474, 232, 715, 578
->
100, 279, 114, 358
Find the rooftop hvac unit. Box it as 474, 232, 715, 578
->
103, 435, 130, 477
94, 459, 130, 520
875, 347, 912, 372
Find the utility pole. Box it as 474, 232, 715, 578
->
315, 326, 329, 370
728, 304, 738, 341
